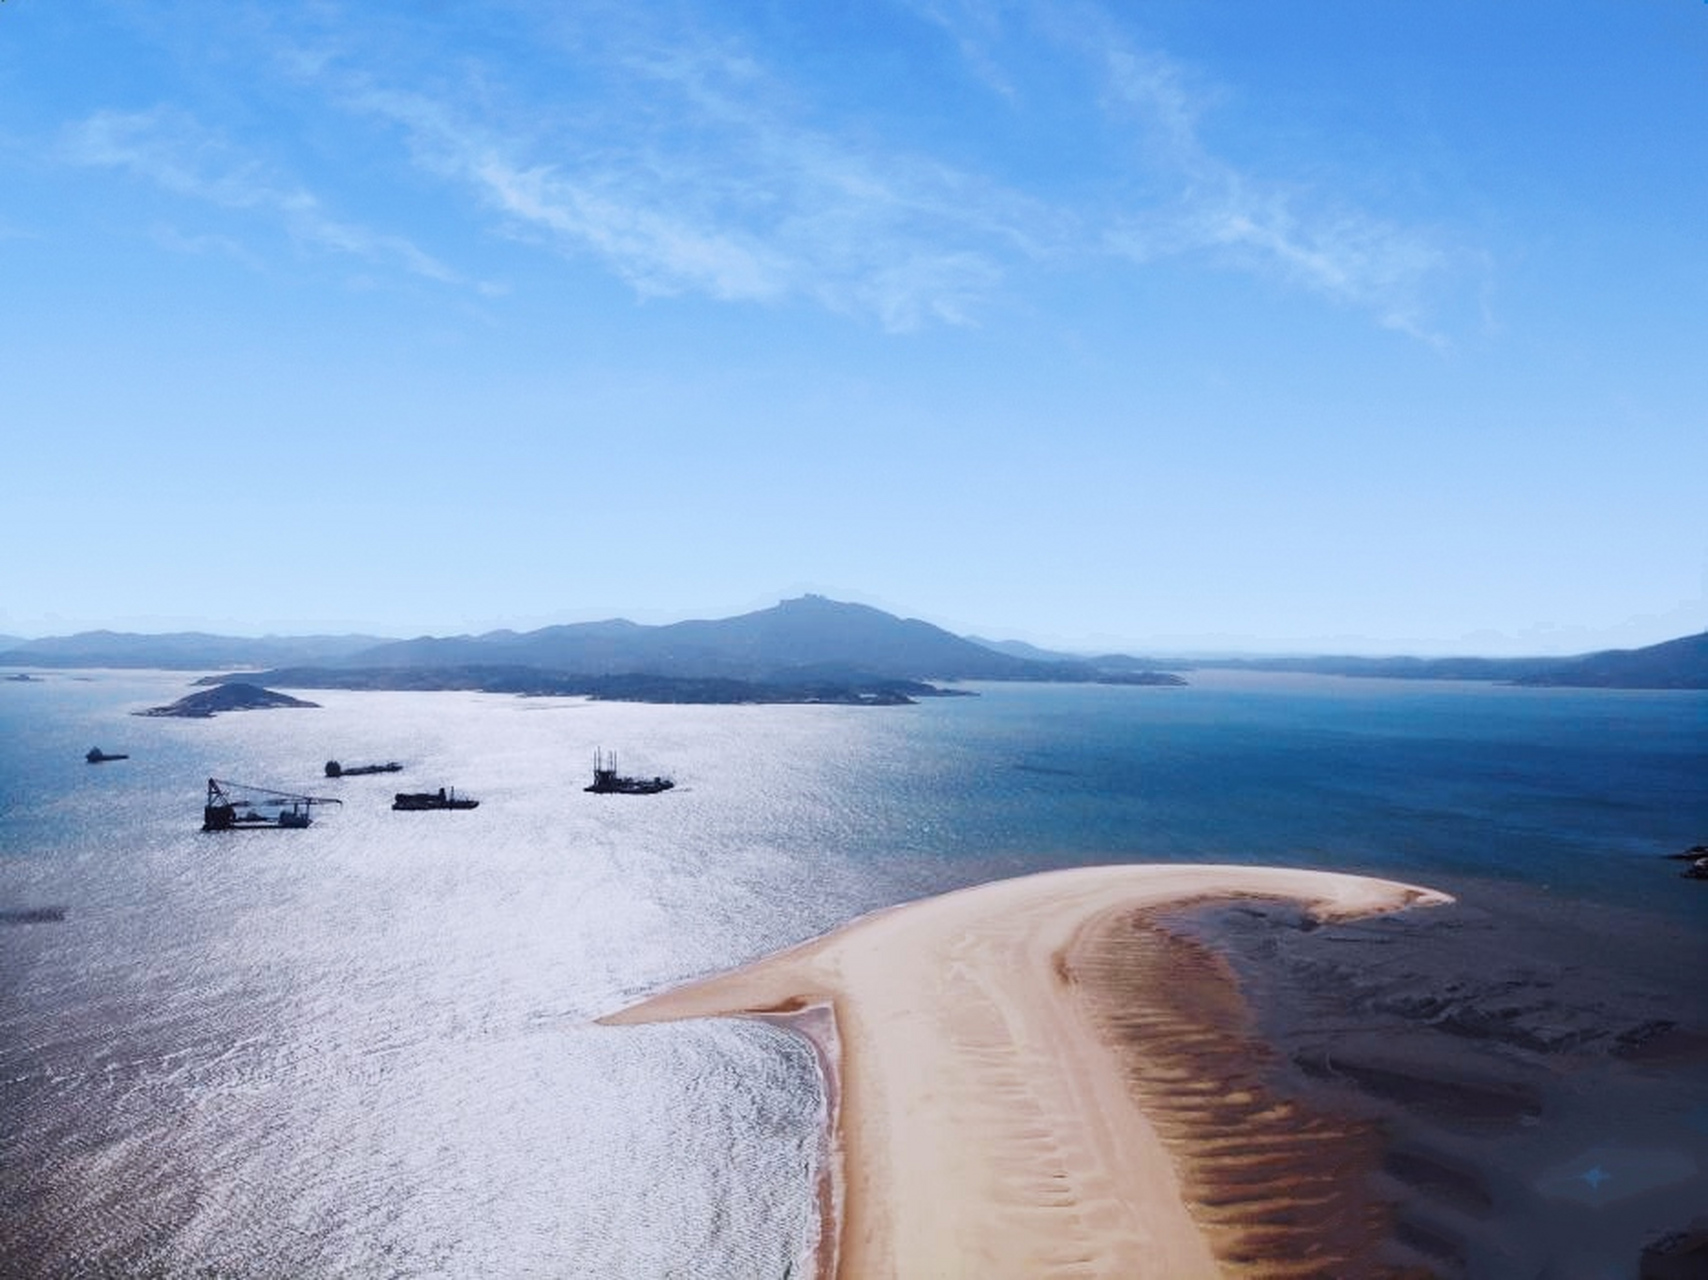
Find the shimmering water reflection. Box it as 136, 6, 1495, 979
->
1, 672, 1702, 1275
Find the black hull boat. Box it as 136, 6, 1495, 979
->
393, 787, 479, 811
325, 760, 403, 777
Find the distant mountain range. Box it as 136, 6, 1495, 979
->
2, 600, 1703, 692
346, 595, 1065, 682
333, 596, 1192, 686
1159, 636, 1708, 689
0, 630, 388, 669
201, 597, 1184, 703
1181, 654, 1572, 681
971, 631, 1708, 689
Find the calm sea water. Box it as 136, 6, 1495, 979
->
1, 670, 1703, 1276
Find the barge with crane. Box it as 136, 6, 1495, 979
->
202, 778, 342, 830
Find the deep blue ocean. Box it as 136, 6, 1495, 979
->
1, 669, 1703, 1276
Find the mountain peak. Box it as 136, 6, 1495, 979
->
779, 593, 855, 609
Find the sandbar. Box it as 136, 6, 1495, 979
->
602, 864, 1451, 1278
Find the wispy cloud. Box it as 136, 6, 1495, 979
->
64, 106, 463, 285
321, 14, 1065, 331
1095, 43, 1448, 338
920, 0, 1458, 338
147, 222, 267, 271
908, 0, 1024, 101
1105, 172, 1452, 341
64, 3, 1465, 337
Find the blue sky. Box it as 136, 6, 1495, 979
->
1, 1, 1703, 654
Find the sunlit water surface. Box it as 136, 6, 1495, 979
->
1, 671, 1702, 1275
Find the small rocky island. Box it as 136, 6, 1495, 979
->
1667, 844, 1708, 881
136, 682, 320, 718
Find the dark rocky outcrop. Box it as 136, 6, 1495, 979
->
1641, 1223, 1708, 1280
135, 682, 319, 718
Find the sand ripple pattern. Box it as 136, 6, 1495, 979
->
937, 934, 1127, 1278
1067, 906, 1436, 1279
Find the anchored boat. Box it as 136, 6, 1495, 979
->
585, 749, 674, 795
202, 778, 342, 831
392, 787, 479, 811
325, 760, 403, 777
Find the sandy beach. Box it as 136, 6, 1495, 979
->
602, 864, 1452, 1278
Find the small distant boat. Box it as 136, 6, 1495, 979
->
325, 760, 403, 777
86, 747, 129, 763
585, 749, 674, 795
392, 787, 479, 811
0, 907, 66, 925
203, 778, 341, 831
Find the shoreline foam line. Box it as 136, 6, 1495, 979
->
600, 864, 1452, 1279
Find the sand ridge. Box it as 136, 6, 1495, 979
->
601, 864, 1451, 1279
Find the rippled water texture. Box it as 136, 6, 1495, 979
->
1, 671, 1703, 1275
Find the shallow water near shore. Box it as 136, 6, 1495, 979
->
1, 669, 1703, 1276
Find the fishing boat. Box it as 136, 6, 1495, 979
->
585, 749, 674, 795
392, 787, 479, 811
202, 778, 341, 831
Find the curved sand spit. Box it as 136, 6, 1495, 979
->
602, 864, 1452, 1279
